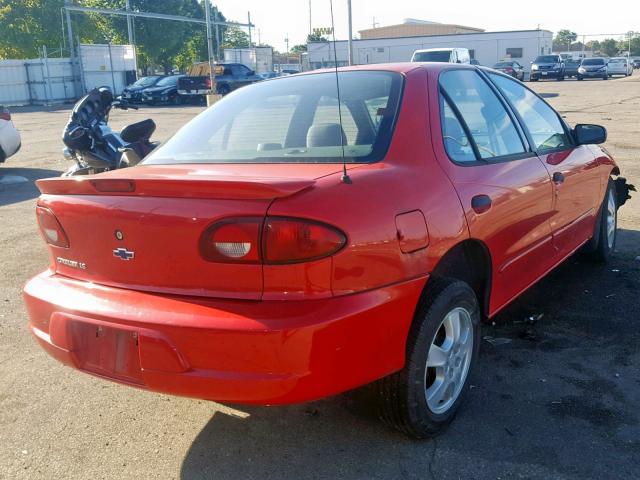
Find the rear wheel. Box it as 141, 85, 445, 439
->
578, 75, 584, 81
373, 278, 480, 438
218, 84, 231, 96
584, 178, 617, 262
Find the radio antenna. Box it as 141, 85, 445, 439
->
329, 0, 351, 184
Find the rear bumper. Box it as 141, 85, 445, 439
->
23, 271, 426, 404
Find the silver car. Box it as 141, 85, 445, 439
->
0, 106, 21, 163
607, 57, 634, 77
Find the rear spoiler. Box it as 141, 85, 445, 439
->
36, 175, 315, 200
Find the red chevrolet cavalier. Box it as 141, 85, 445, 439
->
24, 63, 632, 437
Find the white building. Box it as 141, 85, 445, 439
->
306, 29, 553, 72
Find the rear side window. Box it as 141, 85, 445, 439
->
441, 99, 475, 163
488, 73, 571, 151
439, 70, 526, 160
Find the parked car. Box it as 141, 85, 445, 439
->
259, 71, 279, 79
0, 105, 21, 163
633, 58, 640, 69
177, 62, 262, 100
411, 47, 471, 64
141, 75, 186, 105
564, 59, 581, 78
24, 63, 633, 439
121, 76, 164, 103
529, 54, 565, 81
577, 57, 609, 80
492, 61, 525, 80
607, 57, 634, 77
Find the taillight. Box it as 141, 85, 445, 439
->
199, 217, 346, 264
205, 78, 212, 89
0, 109, 10, 121
200, 218, 262, 263
263, 217, 346, 264
36, 206, 69, 248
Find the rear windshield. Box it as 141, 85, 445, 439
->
608, 58, 625, 63
155, 76, 181, 86
413, 51, 452, 62
582, 58, 605, 65
534, 56, 559, 63
145, 71, 403, 164
133, 76, 160, 87
494, 62, 514, 68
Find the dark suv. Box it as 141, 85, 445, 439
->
530, 55, 565, 81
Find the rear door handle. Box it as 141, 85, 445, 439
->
553, 172, 565, 184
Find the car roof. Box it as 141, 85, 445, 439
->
300, 62, 476, 77
413, 48, 457, 53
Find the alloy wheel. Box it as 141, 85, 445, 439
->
424, 307, 474, 414
606, 188, 617, 249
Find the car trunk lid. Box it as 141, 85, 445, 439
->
36, 164, 345, 299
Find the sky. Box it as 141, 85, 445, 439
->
218, 0, 638, 52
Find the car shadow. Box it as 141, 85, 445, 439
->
0, 167, 62, 206
180, 231, 640, 479
539, 92, 559, 98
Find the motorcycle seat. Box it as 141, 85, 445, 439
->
121, 119, 156, 143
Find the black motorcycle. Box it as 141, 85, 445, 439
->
62, 87, 157, 176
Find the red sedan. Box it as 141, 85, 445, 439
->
23, 63, 632, 438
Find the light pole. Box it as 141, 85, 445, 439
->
347, 0, 353, 65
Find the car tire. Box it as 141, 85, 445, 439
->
577, 75, 583, 81
530, 77, 538, 82
584, 178, 617, 263
373, 277, 480, 439
218, 84, 231, 96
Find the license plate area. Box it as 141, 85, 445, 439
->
68, 320, 144, 385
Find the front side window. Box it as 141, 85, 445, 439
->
439, 70, 526, 160
145, 71, 403, 164
488, 73, 571, 151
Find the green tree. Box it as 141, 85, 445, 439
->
222, 25, 250, 49
0, 0, 68, 58
553, 29, 578, 52
0, 0, 227, 72
600, 38, 619, 57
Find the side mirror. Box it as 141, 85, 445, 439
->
573, 124, 607, 145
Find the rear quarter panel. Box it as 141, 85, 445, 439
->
265, 67, 468, 297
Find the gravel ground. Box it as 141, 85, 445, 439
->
1, 76, 639, 480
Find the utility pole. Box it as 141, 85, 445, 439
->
63, 3, 81, 96
347, 0, 353, 66
248, 12, 253, 47
204, 0, 215, 89
125, 0, 134, 45
213, 5, 221, 61
285, 35, 289, 67
309, 0, 312, 36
